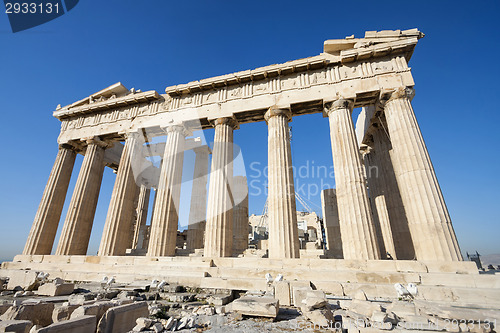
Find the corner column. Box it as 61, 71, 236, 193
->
325, 98, 380, 260
383, 87, 462, 261
265, 107, 300, 259
186, 146, 210, 251
99, 132, 143, 256
56, 137, 109, 255
23, 144, 77, 255
147, 125, 186, 257
204, 117, 237, 257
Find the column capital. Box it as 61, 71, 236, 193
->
264, 107, 292, 123
193, 145, 211, 155
212, 117, 239, 130
58, 143, 78, 151
324, 97, 354, 116
162, 124, 190, 136
81, 136, 113, 149
381, 86, 415, 104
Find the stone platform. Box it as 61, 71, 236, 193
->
2, 255, 499, 308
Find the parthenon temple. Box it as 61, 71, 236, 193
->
4, 29, 491, 304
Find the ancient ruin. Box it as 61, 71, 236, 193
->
1, 29, 499, 332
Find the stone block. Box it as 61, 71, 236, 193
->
347, 300, 382, 317
293, 289, 325, 307
302, 295, 328, 311
96, 301, 149, 333
70, 301, 115, 325
6, 271, 38, 291
207, 294, 232, 306
132, 317, 152, 331
68, 293, 96, 305
0, 302, 54, 326
274, 281, 291, 306
52, 304, 79, 322
0, 304, 11, 316
0, 320, 33, 333
36, 315, 96, 333
231, 296, 279, 318
37, 283, 74, 297
386, 301, 416, 318
302, 307, 335, 327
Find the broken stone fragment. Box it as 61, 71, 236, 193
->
68, 292, 96, 305
96, 301, 149, 333
231, 296, 279, 318
0, 319, 33, 333
52, 304, 79, 322
37, 282, 74, 296
36, 315, 96, 333
301, 307, 335, 327
6, 271, 39, 291
0, 302, 54, 326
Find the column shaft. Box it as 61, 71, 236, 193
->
56, 139, 107, 255
187, 146, 209, 251
23, 145, 76, 255
204, 118, 236, 257
233, 176, 249, 254
132, 185, 151, 249
384, 87, 462, 261
368, 125, 415, 259
320, 189, 343, 258
147, 126, 186, 256
99, 133, 142, 256
326, 99, 380, 260
265, 108, 300, 259
374, 195, 397, 259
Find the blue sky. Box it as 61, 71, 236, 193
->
0, 0, 499, 260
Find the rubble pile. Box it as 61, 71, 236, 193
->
0, 272, 498, 332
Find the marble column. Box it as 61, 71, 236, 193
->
265, 107, 300, 259
147, 125, 186, 257
132, 184, 151, 249
186, 146, 209, 251
320, 188, 343, 259
366, 125, 415, 260
383, 87, 462, 261
204, 117, 237, 257
23, 144, 77, 255
233, 175, 249, 255
99, 132, 143, 256
56, 137, 108, 255
325, 98, 380, 260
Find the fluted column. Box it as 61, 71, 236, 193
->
132, 185, 151, 249
325, 98, 380, 260
265, 107, 300, 259
204, 117, 237, 257
366, 125, 415, 259
99, 132, 143, 256
383, 87, 462, 261
233, 176, 249, 255
23, 145, 77, 255
320, 188, 343, 258
147, 125, 186, 257
374, 195, 397, 259
186, 146, 210, 251
56, 137, 108, 255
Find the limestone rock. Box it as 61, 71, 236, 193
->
38, 283, 74, 297
132, 317, 153, 331
293, 289, 325, 308
52, 304, 79, 322
6, 271, 39, 291
0, 302, 54, 326
70, 301, 115, 324
302, 307, 335, 327
274, 281, 291, 306
301, 295, 328, 311
150, 322, 163, 332
348, 299, 382, 317
163, 317, 177, 330
68, 293, 96, 305
207, 293, 232, 306
36, 315, 96, 333
96, 301, 149, 333
231, 296, 279, 318
0, 320, 33, 333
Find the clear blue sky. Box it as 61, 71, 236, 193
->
1, 0, 499, 261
